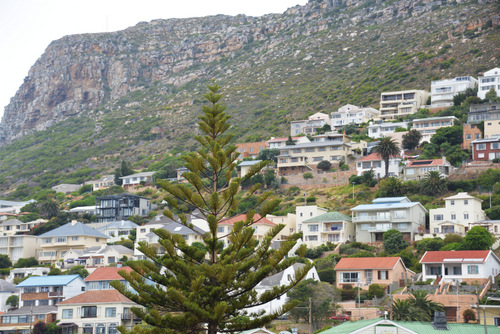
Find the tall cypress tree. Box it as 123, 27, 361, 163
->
113, 82, 311, 334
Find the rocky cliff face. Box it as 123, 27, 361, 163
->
1, 0, 497, 146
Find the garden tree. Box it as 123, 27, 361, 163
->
48, 267, 62, 275
314, 253, 340, 284
257, 149, 280, 164
5, 295, 19, 309
64, 265, 89, 278
377, 177, 405, 197
485, 88, 500, 103
0, 254, 12, 269
367, 284, 385, 299
34, 321, 46, 334
383, 229, 409, 254
391, 291, 443, 321
419, 171, 448, 196
288, 279, 340, 331
286, 136, 295, 145
402, 129, 422, 151
263, 170, 278, 189
371, 137, 400, 178
391, 299, 419, 321
115, 160, 136, 186
317, 160, 331, 172
14, 257, 39, 268
486, 206, 500, 220
463, 309, 477, 323
112, 82, 311, 334
409, 290, 445, 321
303, 172, 313, 183
315, 124, 331, 135
443, 233, 463, 245
338, 123, 357, 135
37, 198, 60, 219
415, 238, 444, 253
478, 168, 500, 189
462, 226, 495, 250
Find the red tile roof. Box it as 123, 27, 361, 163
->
420, 250, 491, 263
335, 257, 401, 270
359, 153, 400, 162
219, 214, 276, 226
407, 159, 444, 167
85, 266, 133, 282
58, 289, 132, 305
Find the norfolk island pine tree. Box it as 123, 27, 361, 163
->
112, 82, 311, 334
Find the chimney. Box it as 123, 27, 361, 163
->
432, 311, 448, 330
71, 220, 78, 226
121, 220, 125, 226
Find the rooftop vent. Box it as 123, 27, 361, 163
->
432, 311, 449, 330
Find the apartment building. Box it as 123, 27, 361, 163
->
411, 116, 457, 143
467, 103, 500, 124
478, 67, 500, 99
17, 275, 86, 307
96, 194, 151, 223
301, 211, 354, 247
379, 90, 429, 120
401, 158, 455, 181
290, 112, 330, 136
330, 104, 380, 128
236, 141, 268, 159
471, 137, 500, 161
431, 76, 477, 107
351, 197, 427, 242
267, 136, 310, 149
0, 235, 38, 263
367, 121, 408, 138
429, 192, 486, 237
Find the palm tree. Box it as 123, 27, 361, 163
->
420, 170, 448, 195
371, 137, 400, 178
391, 299, 419, 321
409, 290, 444, 320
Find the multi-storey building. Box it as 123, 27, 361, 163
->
301, 211, 354, 247
266, 213, 297, 240
367, 121, 408, 138
37, 221, 109, 264
0, 235, 38, 263
236, 141, 268, 159
379, 90, 429, 120
478, 67, 500, 99
296, 205, 328, 235
267, 136, 310, 149
120, 172, 155, 189
96, 194, 151, 223
471, 137, 500, 161
330, 104, 380, 128
351, 197, 427, 242
17, 275, 86, 307
96, 220, 138, 243
485, 119, 500, 139
401, 158, 455, 181
467, 103, 500, 124
86, 175, 115, 192
431, 76, 477, 107
462, 124, 483, 149
290, 112, 330, 136
356, 153, 401, 178
411, 116, 457, 143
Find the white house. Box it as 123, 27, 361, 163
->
0, 199, 36, 214
431, 76, 478, 107
0, 280, 18, 312
351, 197, 427, 242
330, 104, 380, 128
367, 121, 408, 138
356, 153, 401, 178
301, 211, 354, 247
6, 267, 50, 284
0, 235, 38, 263
16, 275, 86, 307
379, 90, 429, 120
267, 136, 310, 149
478, 68, 500, 100
420, 250, 500, 284
244, 263, 319, 317
290, 112, 330, 136
60, 245, 134, 268
411, 116, 457, 143
120, 171, 155, 189
429, 192, 486, 237
239, 160, 263, 178
296, 205, 328, 235
96, 220, 138, 243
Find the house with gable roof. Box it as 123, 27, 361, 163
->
60, 245, 133, 269
217, 214, 277, 246
56, 289, 140, 334
84, 266, 134, 292
17, 274, 86, 307
401, 158, 455, 181
351, 197, 427, 242
335, 257, 413, 290
96, 220, 138, 243
37, 221, 109, 265
420, 250, 500, 284
0, 305, 58, 333
301, 211, 354, 247
356, 153, 402, 178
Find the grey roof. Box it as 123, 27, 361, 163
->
96, 220, 138, 231
67, 245, 133, 258
302, 211, 351, 223
146, 213, 178, 225
3, 306, 57, 315
0, 199, 35, 207
351, 197, 423, 212
281, 141, 350, 150
2, 218, 23, 226
0, 279, 18, 292
239, 160, 262, 167
38, 222, 109, 238
259, 263, 305, 288
152, 221, 205, 236
413, 116, 457, 122
119, 171, 155, 179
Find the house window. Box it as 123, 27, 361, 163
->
477, 144, 486, 150
308, 225, 319, 232
72, 236, 79, 241
140, 228, 146, 233
40, 287, 49, 292
102, 282, 110, 289
434, 215, 444, 221
451, 200, 455, 205
464, 213, 469, 220
62, 309, 73, 319
468, 265, 479, 274
24, 287, 36, 293
452, 267, 462, 275
451, 214, 456, 220
217, 227, 224, 233
464, 200, 468, 205
342, 272, 359, 283
105, 308, 116, 317
39, 300, 49, 306
465, 134, 472, 140
393, 210, 406, 219
378, 270, 389, 280
83, 324, 93, 334
309, 236, 318, 241
96, 324, 105, 334
82, 306, 97, 318
108, 323, 118, 334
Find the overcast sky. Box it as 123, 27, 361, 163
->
0, 0, 308, 119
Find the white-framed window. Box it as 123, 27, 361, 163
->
308, 224, 319, 232
62, 309, 73, 319
72, 236, 79, 241
464, 200, 469, 205
378, 270, 389, 280
434, 215, 444, 221
464, 213, 469, 220
451, 214, 456, 220
393, 210, 406, 219
476, 144, 486, 150
341, 272, 359, 283
88, 282, 99, 290
468, 265, 479, 274
217, 227, 224, 233
105, 307, 116, 317
309, 235, 318, 241
451, 200, 455, 205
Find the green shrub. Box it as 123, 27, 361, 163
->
368, 284, 385, 299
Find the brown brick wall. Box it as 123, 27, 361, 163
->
21, 292, 49, 301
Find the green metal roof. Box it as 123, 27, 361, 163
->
302, 211, 351, 223
319, 318, 500, 334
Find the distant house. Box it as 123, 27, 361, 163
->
420, 250, 500, 284
296, 205, 328, 235
0, 199, 36, 214
367, 121, 408, 138
478, 67, 500, 99
471, 136, 500, 161
86, 175, 115, 191
334, 257, 412, 290
84, 266, 134, 292
239, 160, 263, 178
218, 214, 276, 245
401, 158, 455, 181
17, 274, 86, 307
0, 280, 18, 312
56, 290, 141, 334
96, 194, 151, 223
330, 104, 380, 128
290, 112, 330, 136
266, 213, 297, 241
351, 197, 427, 242
0, 306, 58, 333
462, 123, 483, 149
356, 153, 401, 178
37, 221, 109, 265
6, 267, 50, 284
379, 90, 429, 120
301, 211, 354, 247
0, 234, 38, 263
411, 116, 457, 143
236, 141, 268, 159
96, 220, 138, 243
267, 136, 309, 149
51, 184, 82, 194
430, 76, 477, 107
120, 172, 155, 189
61, 245, 133, 268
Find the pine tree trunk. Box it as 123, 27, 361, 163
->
208, 322, 218, 334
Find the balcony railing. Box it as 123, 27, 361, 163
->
353, 216, 390, 222
48, 291, 63, 297
367, 225, 392, 232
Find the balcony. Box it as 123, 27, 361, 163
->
48, 291, 63, 297
122, 313, 140, 320
353, 216, 390, 223
367, 225, 392, 232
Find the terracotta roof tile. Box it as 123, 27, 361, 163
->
335, 257, 401, 270
219, 214, 276, 226
420, 250, 490, 263
84, 267, 133, 282
58, 290, 132, 305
